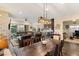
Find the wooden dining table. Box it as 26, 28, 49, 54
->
13, 39, 56, 56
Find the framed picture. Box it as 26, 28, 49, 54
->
65, 25, 69, 29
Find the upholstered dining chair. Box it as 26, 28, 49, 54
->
18, 33, 33, 47
35, 32, 42, 43
58, 39, 64, 56
45, 34, 61, 56
52, 34, 64, 56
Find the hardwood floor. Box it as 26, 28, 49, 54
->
63, 42, 79, 56
9, 39, 79, 56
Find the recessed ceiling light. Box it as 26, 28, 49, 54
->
72, 19, 76, 22
60, 3, 65, 4
0, 14, 2, 16
19, 11, 22, 14
45, 8, 48, 11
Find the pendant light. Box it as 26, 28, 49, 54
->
44, 3, 48, 18
38, 3, 48, 24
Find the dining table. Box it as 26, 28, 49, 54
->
13, 38, 56, 56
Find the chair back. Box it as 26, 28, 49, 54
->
22, 39, 32, 46
58, 40, 64, 56
18, 33, 32, 47
45, 34, 61, 56
35, 32, 42, 42
53, 40, 64, 56
52, 34, 61, 45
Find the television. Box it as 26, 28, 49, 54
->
75, 30, 79, 36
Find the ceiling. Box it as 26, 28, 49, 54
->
0, 3, 79, 23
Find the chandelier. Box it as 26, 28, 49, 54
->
38, 3, 51, 24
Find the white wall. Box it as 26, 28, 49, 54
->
0, 17, 10, 38
54, 18, 63, 40
54, 14, 79, 40
10, 18, 33, 32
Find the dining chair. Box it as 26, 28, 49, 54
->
53, 39, 64, 56
35, 32, 42, 43
45, 34, 61, 56
53, 34, 60, 56
23, 39, 32, 46
32, 38, 37, 43
18, 33, 33, 47
58, 40, 64, 56
45, 49, 55, 56
45, 44, 59, 56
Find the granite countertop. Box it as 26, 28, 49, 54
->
10, 39, 19, 47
